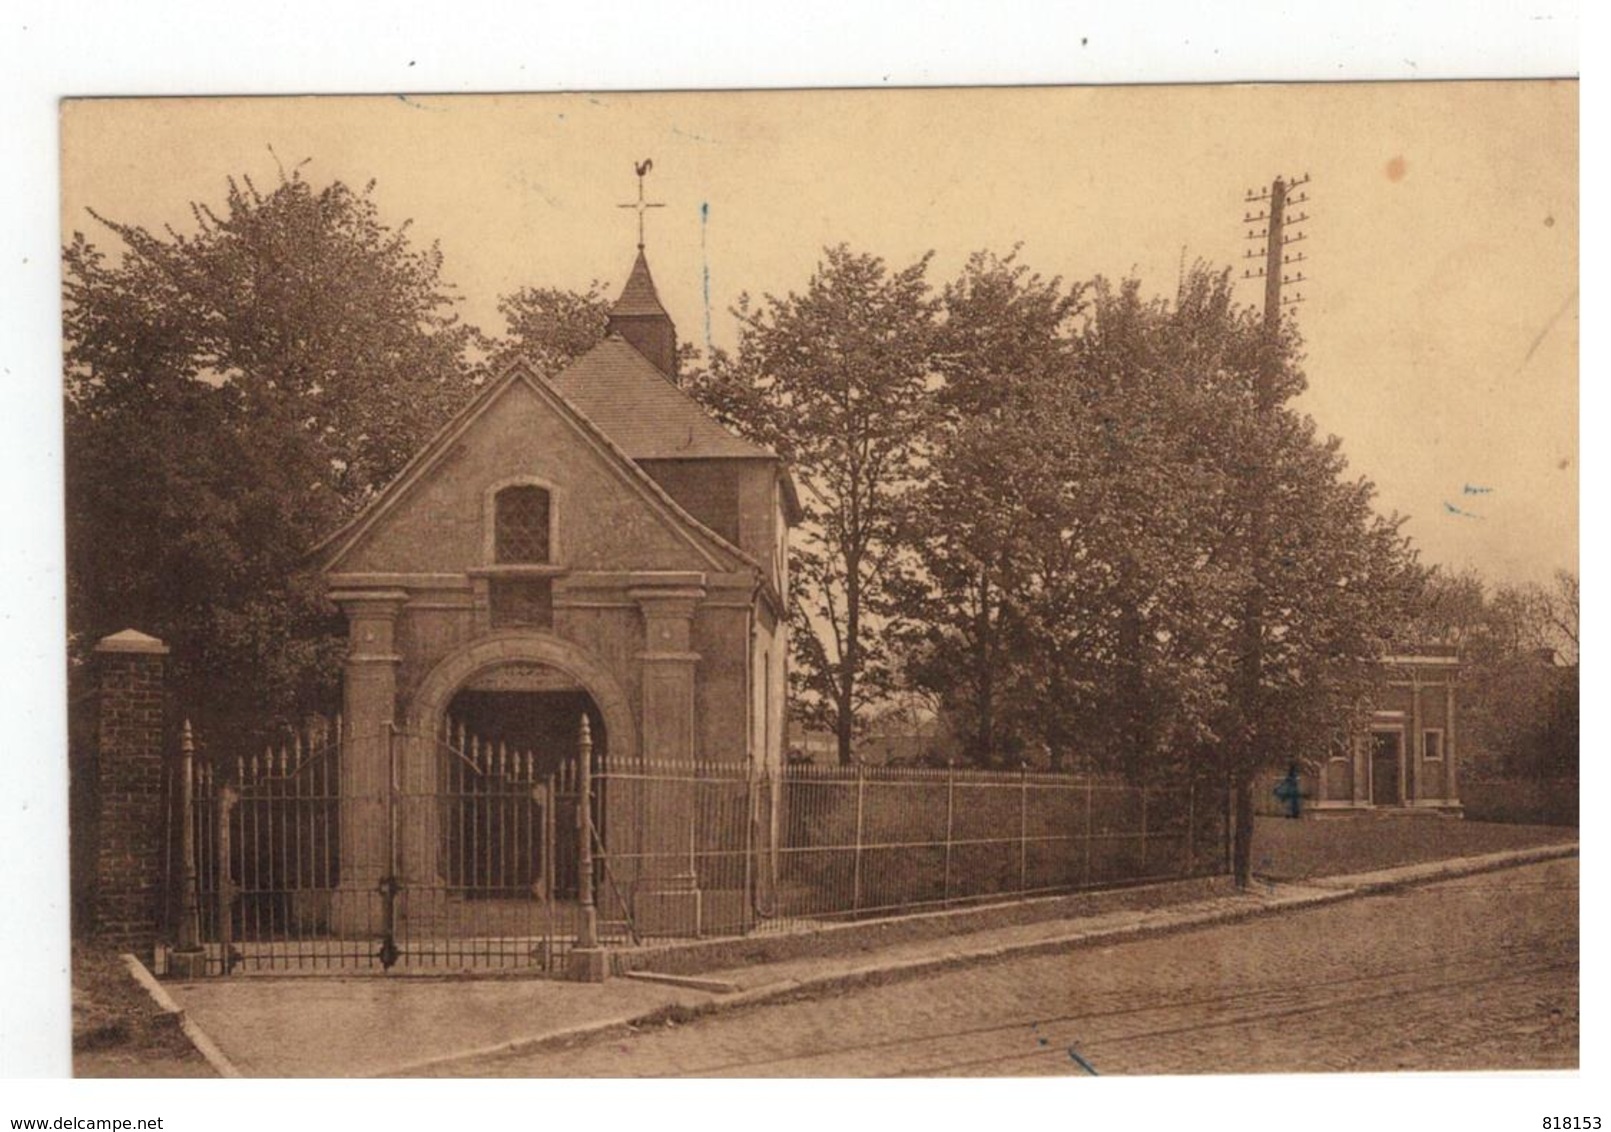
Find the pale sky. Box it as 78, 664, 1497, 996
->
61, 83, 1577, 586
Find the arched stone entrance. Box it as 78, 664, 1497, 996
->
406, 630, 637, 759
377, 632, 635, 899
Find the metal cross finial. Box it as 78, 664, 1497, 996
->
617, 158, 665, 249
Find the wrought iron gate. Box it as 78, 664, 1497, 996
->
179, 715, 595, 974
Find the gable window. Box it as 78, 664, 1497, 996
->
484, 482, 557, 629
495, 485, 551, 564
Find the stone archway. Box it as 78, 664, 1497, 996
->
407, 630, 637, 759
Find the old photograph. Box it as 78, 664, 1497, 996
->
56, 82, 1576, 1081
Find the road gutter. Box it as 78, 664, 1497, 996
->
120, 953, 242, 1078
397, 841, 1578, 1074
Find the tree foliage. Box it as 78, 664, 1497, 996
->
64, 168, 482, 729
489, 281, 613, 376
688, 245, 939, 763
900, 263, 1422, 795
1413, 568, 1578, 782
899, 251, 1084, 766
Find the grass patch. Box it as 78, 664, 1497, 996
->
1251, 815, 1576, 882
71, 943, 213, 1077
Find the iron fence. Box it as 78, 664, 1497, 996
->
170, 715, 1229, 971
594, 756, 1229, 940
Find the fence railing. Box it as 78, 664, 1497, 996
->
594, 756, 1230, 941
170, 718, 1231, 970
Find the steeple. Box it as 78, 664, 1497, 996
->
609, 160, 678, 379
607, 248, 678, 380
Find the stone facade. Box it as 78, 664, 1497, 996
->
312, 250, 795, 927
1270, 647, 1463, 817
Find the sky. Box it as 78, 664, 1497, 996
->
60, 83, 1577, 586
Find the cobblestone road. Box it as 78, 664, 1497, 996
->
434, 858, 1578, 1077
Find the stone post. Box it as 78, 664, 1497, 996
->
567, 714, 608, 981
90, 629, 169, 952
630, 575, 705, 934
329, 590, 407, 934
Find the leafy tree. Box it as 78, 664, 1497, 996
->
1413, 567, 1578, 784
687, 245, 939, 763
1028, 271, 1262, 782
489, 281, 613, 376
903, 261, 1422, 882
64, 167, 482, 731
900, 251, 1083, 766
1204, 277, 1423, 885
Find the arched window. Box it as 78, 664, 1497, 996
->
495, 485, 551, 564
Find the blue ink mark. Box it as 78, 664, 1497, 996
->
1462, 484, 1494, 495
1443, 501, 1483, 519
701, 201, 713, 354
1272, 763, 1304, 819
1067, 1045, 1099, 1075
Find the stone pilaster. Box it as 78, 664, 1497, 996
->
330, 590, 407, 932
90, 629, 169, 950
629, 576, 705, 933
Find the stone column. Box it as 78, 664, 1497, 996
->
629, 576, 705, 934
90, 629, 169, 951
329, 590, 407, 934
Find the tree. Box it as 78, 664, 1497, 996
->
1412, 567, 1578, 783
489, 281, 613, 376
1205, 278, 1424, 886
903, 262, 1421, 881
687, 245, 939, 763
64, 167, 482, 730
900, 251, 1083, 766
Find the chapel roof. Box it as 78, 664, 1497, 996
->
548, 334, 775, 461
610, 248, 672, 319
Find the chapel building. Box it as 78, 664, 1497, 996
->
312, 242, 798, 931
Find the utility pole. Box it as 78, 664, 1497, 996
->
1243, 173, 1312, 389
1228, 173, 1312, 886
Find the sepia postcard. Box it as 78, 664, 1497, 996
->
29, 67, 1582, 1128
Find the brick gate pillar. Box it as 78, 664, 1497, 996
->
330, 590, 407, 934
90, 629, 169, 952
630, 575, 706, 934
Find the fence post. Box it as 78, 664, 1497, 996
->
943, 761, 955, 905
742, 760, 754, 932
1018, 766, 1029, 892
1084, 775, 1093, 887
1185, 780, 1196, 876
568, 714, 607, 981
852, 762, 865, 914
1225, 772, 1234, 875
214, 778, 237, 975
1139, 784, 1149, 875
169, 721, 206, 977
